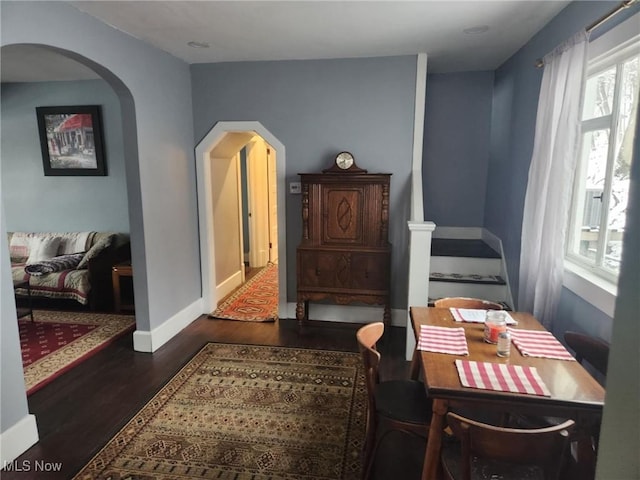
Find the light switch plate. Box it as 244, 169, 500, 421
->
289, 182, 301, 194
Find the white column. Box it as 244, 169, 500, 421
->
406, 220, 436, 360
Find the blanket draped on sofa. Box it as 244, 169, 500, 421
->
24, 253, 85, 276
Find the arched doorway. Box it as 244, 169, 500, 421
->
0, 42, 146, 460
0, 43, 144, 325
195, 122, 287, 318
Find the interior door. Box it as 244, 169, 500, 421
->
246, 137, 270, 268
211, 152, 244, 298
235, 152, 246, 284
267, 146, 278, 263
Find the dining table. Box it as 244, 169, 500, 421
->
410, 306, 605, 480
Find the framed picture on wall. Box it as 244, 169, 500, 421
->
36, 105, 107, 176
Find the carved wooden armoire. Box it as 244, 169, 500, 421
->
296, 162, 391, 325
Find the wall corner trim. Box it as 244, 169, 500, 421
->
0, 414, 38, 465
133, 299, 203, 352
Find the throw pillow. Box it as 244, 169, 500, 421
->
77, 234, 115, 269
26, 237, 61, 265
9, 233, 31, 262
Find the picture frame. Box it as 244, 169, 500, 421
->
36, 105, 106, 176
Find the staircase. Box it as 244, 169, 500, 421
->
429, 238, 513, 309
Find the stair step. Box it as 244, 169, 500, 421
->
429, 282, 508, 303
431, 239, 500, 259
431, 256, 501, 276
429, 273, 506, 285
428, 298, 512, 311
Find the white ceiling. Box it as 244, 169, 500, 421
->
1, 1, 571, 82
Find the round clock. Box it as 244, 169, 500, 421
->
335, 151, 354, 170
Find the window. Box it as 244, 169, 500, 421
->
566, 31, 639, 284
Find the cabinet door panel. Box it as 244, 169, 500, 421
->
322, 187, 364, 245
350, 252, 389, 291
299, 252, 351, 288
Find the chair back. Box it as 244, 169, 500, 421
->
356, 323, 384, 417
434, 297, 504, 310
564, 331, 609, 376
446, 412, 574, 480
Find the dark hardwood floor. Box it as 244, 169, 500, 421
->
3, 315, 425, 479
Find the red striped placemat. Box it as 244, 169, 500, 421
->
455, 360, 551, 396
418, 325, 469, 355
509, 329, 576, 361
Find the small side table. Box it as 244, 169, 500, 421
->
112, 261, 134, 313
14, 279, 34, 321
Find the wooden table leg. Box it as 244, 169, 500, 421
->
409, 348, 421, 380
422, 398, 448, 480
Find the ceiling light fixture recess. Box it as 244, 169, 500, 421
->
187, 41, 210, 48
463, 25, 490, 35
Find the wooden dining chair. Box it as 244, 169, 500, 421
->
441, 412, 575, 480
564, 331, 610, 377
356, 322, 431, 480
433, 297, 504, 310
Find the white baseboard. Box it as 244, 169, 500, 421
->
0, 414, 38, 465
216, 270, 243, 302
286, 303, 406, 327
133, 299, 204, 353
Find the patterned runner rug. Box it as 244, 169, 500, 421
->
209, 263, 278, 322
73, 343, 365, 480
20, 310, 135, 395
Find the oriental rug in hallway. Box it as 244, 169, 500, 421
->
20, 310, 135, 395
73, 343, 366, 480
209, 262, 278, 322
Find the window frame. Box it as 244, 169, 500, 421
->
563, 12, 639, 316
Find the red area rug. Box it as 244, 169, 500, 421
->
209, 263, 278, 322
19, 310, 135, 395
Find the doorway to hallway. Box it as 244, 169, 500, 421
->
195, 122, 287, 320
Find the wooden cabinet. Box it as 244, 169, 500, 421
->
296, 171, 391, 324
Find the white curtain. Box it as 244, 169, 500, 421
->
518, 31, 589, 328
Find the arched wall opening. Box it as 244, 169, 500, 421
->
195, 122, 287, 318
0, 42, 147, 463
0, 44, 148, 332
0, 43, 146, 328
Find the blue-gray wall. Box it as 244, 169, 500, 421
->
487, 4, 640, 475
2, 0, 199, 331
2, 0, 198, 450
0, 213, 30, 433
486, 1, 639, 335
423, 71, 494, 226
1, 1, 637, 474
191, 57, 417, 307
1, 80, 130, 233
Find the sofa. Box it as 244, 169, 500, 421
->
9, 231, 130, 311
